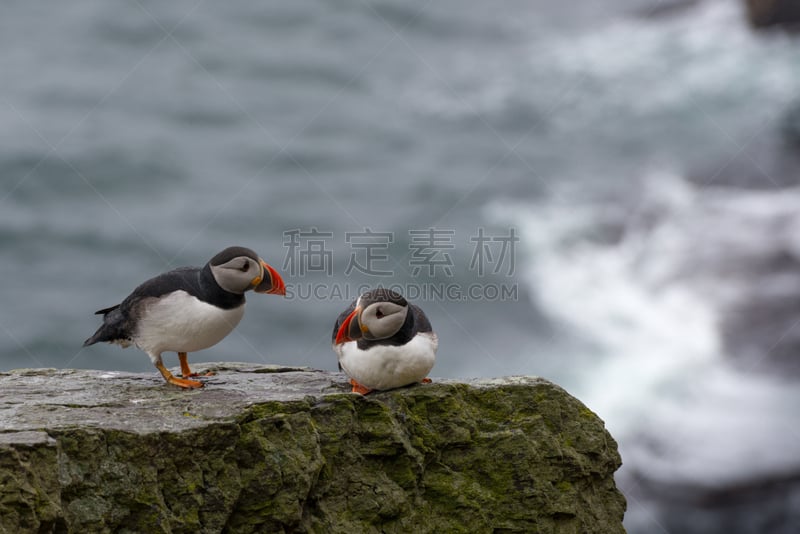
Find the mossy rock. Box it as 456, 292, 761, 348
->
0, 365, 626, 533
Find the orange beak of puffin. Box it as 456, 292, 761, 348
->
335, 306, 363, 345
254, 259, 286, 296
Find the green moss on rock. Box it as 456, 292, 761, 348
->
0, 365, 625, 533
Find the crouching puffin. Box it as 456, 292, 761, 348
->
84, 246, 286, 388
332, 288, 437, 394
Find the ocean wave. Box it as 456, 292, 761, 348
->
489, 170, 800, 532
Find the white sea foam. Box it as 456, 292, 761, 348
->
404, 0, 798, 130
537, 0, 799, 116
489, 170, 800, 491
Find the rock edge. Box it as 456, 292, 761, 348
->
0, 364, 626, 533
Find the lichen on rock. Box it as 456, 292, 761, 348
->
0, 364, 626, 533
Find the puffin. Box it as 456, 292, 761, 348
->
83, 246, 286, 388
332, 288, 437, 394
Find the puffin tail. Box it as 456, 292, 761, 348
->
83, 331, 102, 347
84, 323, 115, 347
83, 324, 130, 347
84, 305, 128, 347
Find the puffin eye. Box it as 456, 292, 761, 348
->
240, 261, 250, 273
376, 308, 384, 319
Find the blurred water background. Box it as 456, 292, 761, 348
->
2, 0, 800, 532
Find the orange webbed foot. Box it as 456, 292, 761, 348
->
350, 379, 373, 395
167, 375, 205, 389
181, 371, 216, 378
156, 361, 204, 389
421, 377, 432, 384
177, 352, 216, 379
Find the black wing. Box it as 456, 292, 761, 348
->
410, 304, 433, 333
83, 267, 202, 347
122, 267, 202, 304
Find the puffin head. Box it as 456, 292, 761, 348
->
208, 246, 286, 296
335, 288, 409, 344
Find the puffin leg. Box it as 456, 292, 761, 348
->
155, 361, 204, 389
178, 352, 192, 377
178, 352, 215, 378
422, 378, 432, 383
350, 379, 373, 395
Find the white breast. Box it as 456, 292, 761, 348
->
335, 332, 437, 391
133, 291, 245, 356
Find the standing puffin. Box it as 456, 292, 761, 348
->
332, 288, 437, 394
84, 246, 286, 388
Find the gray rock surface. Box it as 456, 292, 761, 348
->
0, 364, 626, 533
